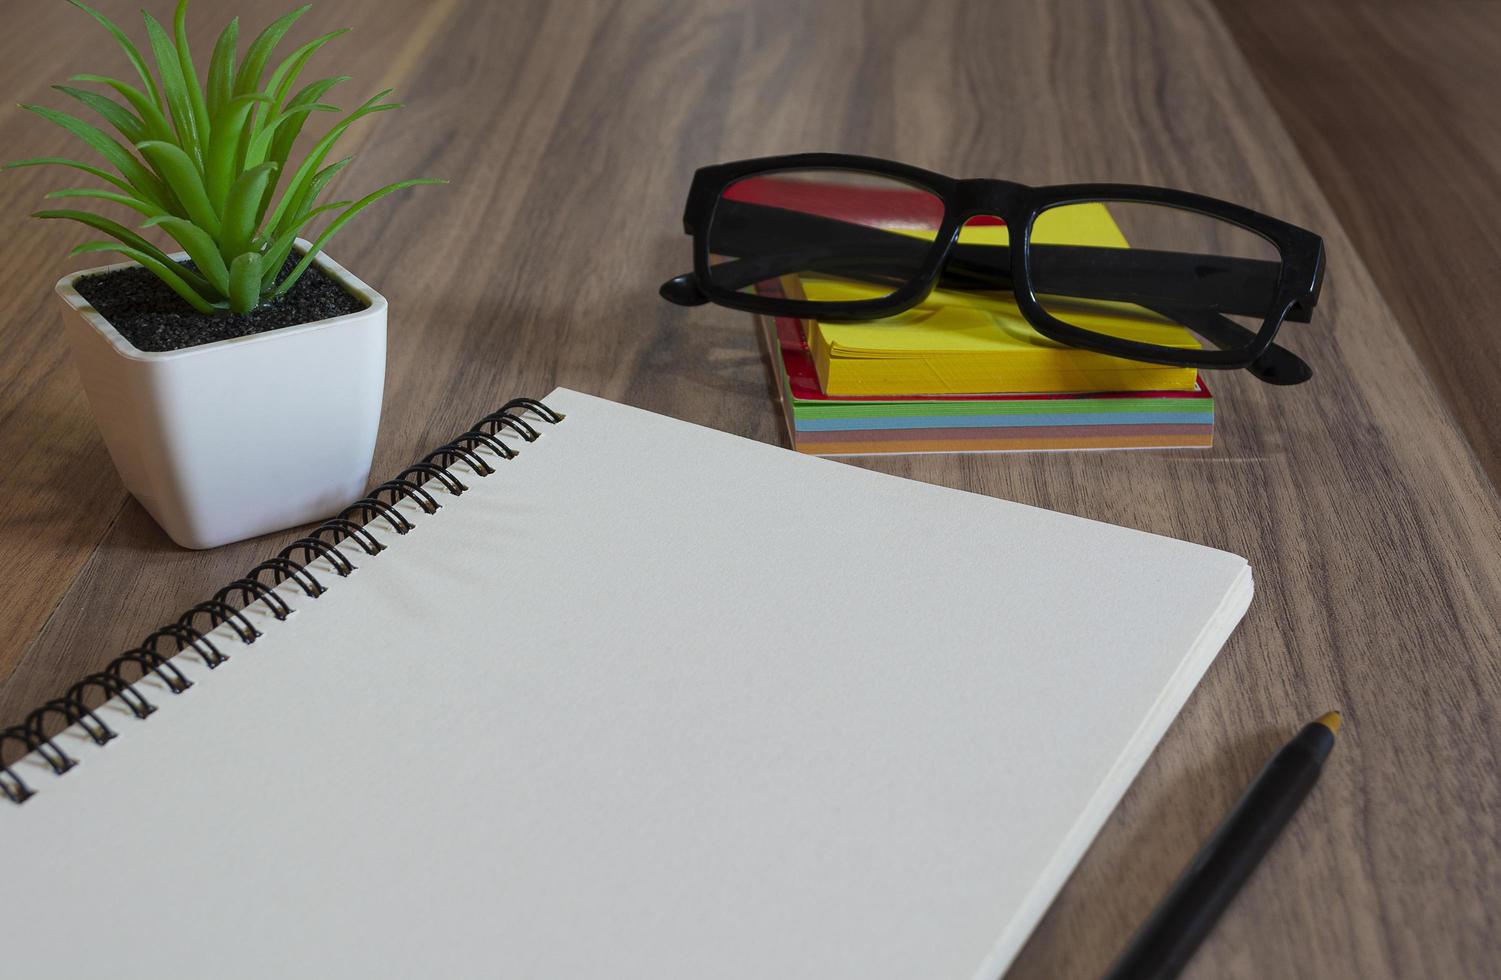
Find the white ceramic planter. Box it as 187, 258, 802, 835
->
55, 239, 386, 550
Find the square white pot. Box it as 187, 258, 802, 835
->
55, 240, 386, 550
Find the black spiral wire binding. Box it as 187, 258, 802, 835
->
369, 479, 440, 515
339, 497, 414, 536
309, 518, 387, 556
398, 461, 467, 497
0, 396, 563, 805
476, 412, 539, 444
248, 556, 326, 597
426, 443, 494, 476
179, 600, 261, 644
213, 579, 292, 621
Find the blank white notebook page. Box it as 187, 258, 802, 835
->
0, 387, 1251, 980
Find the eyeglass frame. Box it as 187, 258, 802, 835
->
660, 152, 1326, 384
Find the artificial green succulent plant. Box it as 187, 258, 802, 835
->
9, 0, 442, 315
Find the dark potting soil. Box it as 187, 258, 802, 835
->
71, 254, 369, 353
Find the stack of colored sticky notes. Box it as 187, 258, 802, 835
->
748, 182, 1214, 456
761, 312, 1214, 455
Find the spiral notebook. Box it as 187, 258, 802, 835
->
0, 388, 1252, 980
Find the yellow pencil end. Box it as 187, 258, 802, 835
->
1316, 710, 1342, 736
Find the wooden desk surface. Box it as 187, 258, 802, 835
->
1218, 0, 1501, 491
1, 0, 1497, 976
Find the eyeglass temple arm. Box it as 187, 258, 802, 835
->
942, 243, 1292, 320
943, 247, 1313, 382
659, 242, 929, 305
1141, 304, 1312, 385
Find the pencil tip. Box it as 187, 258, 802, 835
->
1316, 710, 1342, 735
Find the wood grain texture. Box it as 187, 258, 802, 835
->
0, 1, 1498, 977
1217, 0, 1501, 489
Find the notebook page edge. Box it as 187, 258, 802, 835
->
545, 388, 1245, 571
969, 564, 1254, 979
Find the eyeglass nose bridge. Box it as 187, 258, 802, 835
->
953, 179, 1028, 226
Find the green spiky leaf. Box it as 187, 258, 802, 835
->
51, 85, 147, 144
275, 178, 445, 296
206, 18, 240, 118
65, 1, 163, 109
141, 11, 202, 163
227, 251, 263, 313
258, 154, 354, 274
143, 215, 231, 294
21, 105, 166, 206
172, 0, 212, 150
259, 197, 351, 283
263, 76, 347, 166
135, 140, 222, 237
245, 100, 338, 167
70, 241, 220, 313
265, 91, 399, 235
204, 93, 274, 211
308, 155, 353, 196
221, 162, 278, 257
234, 6, 311, 96
35, 208, 171, 261
68, 74, 174, 142
6, 156, 138, 197
44, 187, 163, 219
266, 30, 347, 108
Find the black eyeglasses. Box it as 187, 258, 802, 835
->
660, 153, 1326, 385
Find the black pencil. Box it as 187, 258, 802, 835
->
1102, 711, 1341, 980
